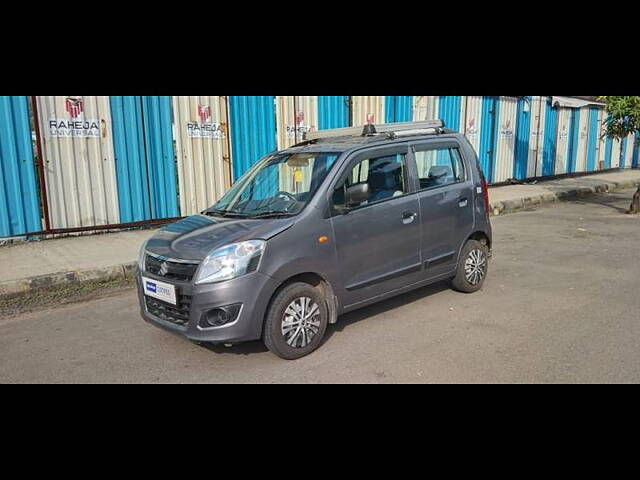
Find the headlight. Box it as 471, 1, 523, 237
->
138, 239, 149, 271
195, 240, 265, 285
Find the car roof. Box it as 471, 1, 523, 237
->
281, 129, 462, 155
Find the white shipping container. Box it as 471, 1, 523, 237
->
172, 96, 232, 216
35, 96, 120, 229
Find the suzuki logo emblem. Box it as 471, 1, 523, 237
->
159, 262, 169, 276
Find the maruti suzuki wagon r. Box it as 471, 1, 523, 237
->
136, 120, 492, 359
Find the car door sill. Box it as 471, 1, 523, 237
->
345, 263, 422, 292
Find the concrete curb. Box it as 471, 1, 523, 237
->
0, 261, 137, 300
489, 177, 640, 216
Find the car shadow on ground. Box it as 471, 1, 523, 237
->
199, 279, 452, 356
570, 192, 632, 214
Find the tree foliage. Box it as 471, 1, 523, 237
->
596, 96, 640, 140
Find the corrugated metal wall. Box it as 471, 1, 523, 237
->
439, 96, 463, 131
228, 96, 276, 180
412, 96, 438, 122
110, 96, 178, 223
463, 96, 483, 156
173, 96, 232, 216
351, 96, 385, 126
574, 106, 589, 173
586, 107, 599, 171
633, 135, 639, 168
318, 96, 349, 130
554, 107, 571, 175
493, 96, 518, 183
542, 98, 559, 176
276, 96, 317, 150
479, 96, 500, 182
513, 97, 532, 180
37, 96, 120, 229
385, 96, 413, 123
0, 96, 41, 237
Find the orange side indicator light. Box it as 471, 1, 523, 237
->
318, 236, 329, 244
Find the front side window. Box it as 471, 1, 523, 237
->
211, 152, 339, 218
333, 152, 407, 209
414, 145, 466, 190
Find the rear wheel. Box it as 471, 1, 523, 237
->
451, 239, 489, 293
263, 282, 328, 360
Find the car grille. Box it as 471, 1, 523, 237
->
145, 294, 193, 327
144, 254, 199, 282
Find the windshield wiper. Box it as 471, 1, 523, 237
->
206, 208, 250, 218
248, 211, 297, 219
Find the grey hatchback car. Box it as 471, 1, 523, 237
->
136, 120, 492, 359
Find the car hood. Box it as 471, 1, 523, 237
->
145, 214, 295, 261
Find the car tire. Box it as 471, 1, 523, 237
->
263, 282, 329, 360
451, 239, 489, 293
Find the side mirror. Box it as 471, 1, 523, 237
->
345, 183, 369, 207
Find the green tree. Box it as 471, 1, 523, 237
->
597, 96, 640, 213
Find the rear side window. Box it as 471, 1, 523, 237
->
413, 145, 466, 190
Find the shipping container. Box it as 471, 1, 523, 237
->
0, 96, 41, 237
574, 106, 590, 173
351, 96, 385, 126
228, 96, 277, 181
36, 96, 120, 229
554, 107, 571, 175
110, 96, 178, 223
172, 96, 232, 216
318, 96, 349, 130
632, 134, 639, 168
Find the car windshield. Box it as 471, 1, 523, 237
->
209, 152, 340, 218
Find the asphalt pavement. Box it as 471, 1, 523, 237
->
1, 188, 639, 383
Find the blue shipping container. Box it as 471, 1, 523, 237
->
0, 96, 41, 237
586, 107, 599, 171
479, 96, 499, 182
542, 99, 559, 176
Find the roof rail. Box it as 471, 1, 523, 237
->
305, 119, 446, 140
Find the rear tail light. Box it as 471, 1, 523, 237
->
481, 175, 490, 216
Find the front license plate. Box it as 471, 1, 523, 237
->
142, 276, 177, 305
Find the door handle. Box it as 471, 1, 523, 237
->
402, 211, 417, 224
459, 198, 468, 208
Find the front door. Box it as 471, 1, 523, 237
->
330, 145, 422, 308
410, 140, 475, 279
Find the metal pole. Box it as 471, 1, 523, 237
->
30, 96, 51, 232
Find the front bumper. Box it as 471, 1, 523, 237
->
136, 268, 280, 344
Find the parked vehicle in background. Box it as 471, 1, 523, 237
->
136, 120, 493, 359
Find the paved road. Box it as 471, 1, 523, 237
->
2, 189, 639, 383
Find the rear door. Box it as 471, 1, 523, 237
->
409, 139, 475, 279
329, 144, 422, 308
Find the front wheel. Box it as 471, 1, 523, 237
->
263, 282, 328, 360
451, 239, 489, 293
